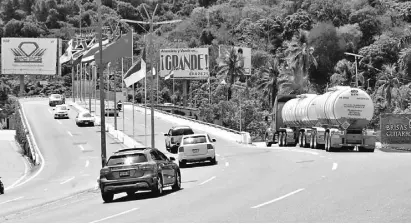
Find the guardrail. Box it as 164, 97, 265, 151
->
14, 99, 41, 165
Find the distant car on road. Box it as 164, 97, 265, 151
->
49, 94, 64, 107
53, 104, 70, 119
98, 147, 181, 203
164, 126, 194, 153
176, 133, 217, 168
0, 177, 4, 194
75, 111, 95, 126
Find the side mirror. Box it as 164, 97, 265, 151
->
176, 142, 180, 146
52, 108, 55, 110
169, 157, 175, 161
68, 108, 70, 110
212, 138, 216, 142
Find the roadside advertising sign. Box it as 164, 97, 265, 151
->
159, 48, 209, 79
1, 38, 58, 75
218, 45, 252, 76
380, 113, 411, 144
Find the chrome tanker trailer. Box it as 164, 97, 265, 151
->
264, 86, 377, 152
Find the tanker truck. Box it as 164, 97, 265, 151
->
264, 86, 377, 152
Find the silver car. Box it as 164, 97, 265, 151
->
75, 111, 95, 126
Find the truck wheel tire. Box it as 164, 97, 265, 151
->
278, 133, 283, 147
303, 135, 309, 148
298, 132, 303, 147
265, 134, 272, 147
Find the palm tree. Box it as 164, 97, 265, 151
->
216, 47, 246, 100
330, 59, 365, 87
375, 63, 401, 108
277, 67, 312, 95
256, 57, 281, 108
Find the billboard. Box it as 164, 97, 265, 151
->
1, 38, 58, 75
380, 113, 411, 144
218, 45, 251, 76
159, 48, 209, 79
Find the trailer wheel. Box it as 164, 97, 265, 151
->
310, 135, 314, 149
298, 132, 303, 147
278, 133, 283, 147
302, 134, 309, 148
265, 134, 272, 147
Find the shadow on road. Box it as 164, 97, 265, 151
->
109, 188, 183, 203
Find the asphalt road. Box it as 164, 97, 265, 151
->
2, 99, 411, 222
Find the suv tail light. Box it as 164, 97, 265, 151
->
179, 147, 184, 152
140, 164, 155, 171
100, 168, 110, 175
207, 144, 214, 150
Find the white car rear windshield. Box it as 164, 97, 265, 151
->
82, 113, 92, 117
51, 94, 61, 98
183, 136, 207, 145
57, 106, 67, 110
107, 154, 148, 166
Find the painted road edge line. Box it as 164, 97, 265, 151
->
0, 196, 25, 206
60, 176, 75, 185
332, 162, 338, 171
199, 176, 216, 185
85, 160, 90, 168
14, 103, 46, 189
251, 188, 305, 209
57, 120, 62, 125
5, 142, 30, 190
79, 145, 86, 151
89, 208, 139, 223
67, 131, 73, 137
225, 162, 229, 167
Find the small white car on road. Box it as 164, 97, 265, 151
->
176, 133, 217, 168
75, 111, 95, 126
53, 104, 70, 119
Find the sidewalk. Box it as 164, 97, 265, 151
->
0, 130, 29, 191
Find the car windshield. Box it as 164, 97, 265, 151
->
107, 154, 148, 166
82, 113, 92, 117
172, 128, 194, 136
51, 94, 61, 98
57, 106, 67, 110
183, 135, 207, 145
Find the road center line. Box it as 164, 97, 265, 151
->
0, 196, 24, 205
90, 208, 139, 223
85, 160, 90, 168
67, 131, 73, 137
57, 120, 62, 125
225, 162, 229, 167
251, 188, 305, 209
60, 176, 75, 185
79, 145, 86, 151
199, 176, 216, 185
332, 162, 338, 170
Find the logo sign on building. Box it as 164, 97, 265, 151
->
159, 48, 209, 79
1, 38, 58, 75
380, 113, 411, 144
218, 45, 252, 76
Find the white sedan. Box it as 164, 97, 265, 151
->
53, 104, 70, 119
176, 133, 217, 168
75, 111, 95, 126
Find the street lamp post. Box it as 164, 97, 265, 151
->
344, 52, 364, 88
121, 6, 182, 148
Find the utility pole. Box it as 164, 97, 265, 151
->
344, 52, 364, 88
96, 0, 106, 168
121, 7, 182, 148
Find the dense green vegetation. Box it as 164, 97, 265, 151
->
1, 0, 411, 139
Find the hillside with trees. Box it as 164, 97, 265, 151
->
1, 0, 411, 139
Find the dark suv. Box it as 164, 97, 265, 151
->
98, 147, 181, 203
164, 126, 194, 153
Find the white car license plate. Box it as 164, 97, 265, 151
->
119, 171, 129, 177
85, 121, 89, 124
192, 149, 199, 153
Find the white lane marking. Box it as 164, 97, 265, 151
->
0, 196, 24, 205
328, 158, 332, 160
79, 145, 86, 151
251, 188, 305, 209
60, 176, 75, 185
48, 109, 52, 114
5, 151, 29, 190
199, 176, 216, 185
85, 160, 90, 168
57, 120, 62, 124
90, 208, 139, 223
225, 161, 229, 167
320, 156, 325, 158
332, 162, 338, 170
67, 131, 73, 137
216, 154, 220, 156
44, 188, 48, 191
125, 117, 130, 120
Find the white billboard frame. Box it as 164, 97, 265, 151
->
159, 48, 209, 79
1, 37, 59, 75
218, 45, 252, 76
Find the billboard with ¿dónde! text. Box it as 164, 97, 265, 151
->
1, 38, 58, 75
159, 48, 209, 79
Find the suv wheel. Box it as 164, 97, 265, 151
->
152, 176, 163, 196
101, 192, 114, 203
172, 171, 181, 191
179, 160, 186, 168
210, 157, 217, 165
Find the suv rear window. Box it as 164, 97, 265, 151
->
107, 154, 148, 166
183, 135, 207, 144
172, 128, 194, 136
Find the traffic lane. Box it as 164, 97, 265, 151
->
0, 100, 123, 217
0, 140, 27, 191
246, 151, 411, 222
7, 144, 333, 223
